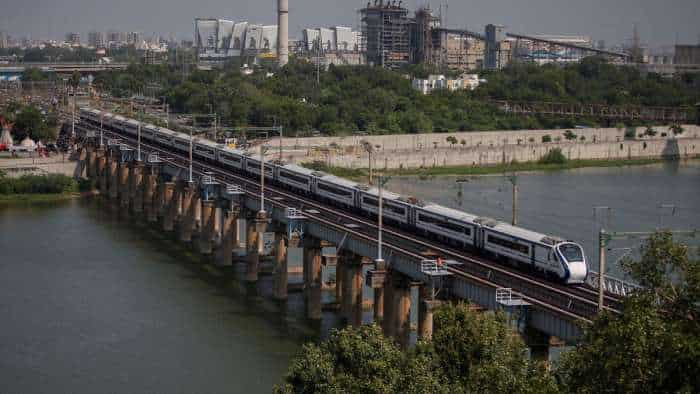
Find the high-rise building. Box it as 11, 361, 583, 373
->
360, 2, 411, 68
88, 31, 104, 48
107, 30, 127, 47
127, 32, 143, 45
0, 31, 7, 49
66, 32, 81, 46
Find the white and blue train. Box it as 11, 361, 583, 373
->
80, 108, 588, 284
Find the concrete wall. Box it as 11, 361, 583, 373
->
268, 125, 700, 169
0, 156, 80, 177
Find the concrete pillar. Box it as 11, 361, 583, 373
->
273, 237, 288, 300
118, 161, 130, 209
178, 185, 195, 243
395, 283, 411, 348
108, 157, 119, 200
335, 260, 344, 309
129, 162, 144, 214
96, 149, 107, 193
161, 182, 176, 232
418, 286, 439, 341
87, 148, 96, 179
143, 172, 157, 222
199, 200, 215, 254
217, 208, 238, 266
343, 257, 364, 327
305, 247, 322, 320
382, 272, 395, 338
245, 223, 259, 282
78, 147, 88, 178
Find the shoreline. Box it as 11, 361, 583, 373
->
304, 156, 700, 181
0, 192, 81, 203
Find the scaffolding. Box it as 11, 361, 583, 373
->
360, 2, 411, 68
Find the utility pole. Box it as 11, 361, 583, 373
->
598, 228, 607, 312
99, 112, 103, 147
362, 141, 373, 185
260, 145, 269, 215
188, 130, 193, 183
508, 175, 518, 226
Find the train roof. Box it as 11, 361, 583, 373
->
419, 204, 479, 222
195, 138, 220, 148
358, 185, 402, 201
124, 119, 140, 126
281, 163, 317, 176
482, 220, 562, 246
317, 174, 358, 189
219, 146, 247, 156
112, 115, 126, 122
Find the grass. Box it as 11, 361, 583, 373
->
303, 156, 700, 181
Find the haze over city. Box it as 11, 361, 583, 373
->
2, 0, 699, 46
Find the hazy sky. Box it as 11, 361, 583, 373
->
1, 0, 699, 47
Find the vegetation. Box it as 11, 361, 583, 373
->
0, 174, 77, 195
538, 148, 568, 165
93, 57, 700, 136
277, 233, 698, 393
1, 102, 59, 142
276, 304, 554, 393
555, 232, 700, 393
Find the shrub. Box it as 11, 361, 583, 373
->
539, 148, 568, 165
563, 130, 577, 140
541, 134, 552, 143
0, 174, 77, 195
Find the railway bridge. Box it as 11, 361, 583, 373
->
73, 119, 629, 357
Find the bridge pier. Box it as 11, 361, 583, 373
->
178, 183, 195, 243
273, 236, 288, 300
161, 182, 176, 232
96, 148, 106, 193
245, 219, 260, 282
341, 254, 364, 327
77, 147, 88, 178
216, 208, 238, 266
129, 162, 144, 215
143, 169, 158, 223
86, 147, 96, 179
108, 154, 119, 201
118, 161, 130, 210
418, 285, 440, 341
198, 200, 216, 254
304, 243, 323, 320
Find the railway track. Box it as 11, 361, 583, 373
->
91, 128, 622, 320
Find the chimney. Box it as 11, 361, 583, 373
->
278, 0, 289, 66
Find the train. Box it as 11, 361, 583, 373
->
79, 108, 588, 284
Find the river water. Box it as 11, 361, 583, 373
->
0, 199, 323, 394
388, 160, 700, 279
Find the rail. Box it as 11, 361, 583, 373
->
587, 271, 640, 297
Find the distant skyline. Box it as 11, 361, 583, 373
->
1, 0, 699, 47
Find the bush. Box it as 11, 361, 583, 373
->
542, 134, 552, 143
539, 148, 568, 165
624, 127, 636, 140
0, 174, 77, 195
563, 130, 577, 140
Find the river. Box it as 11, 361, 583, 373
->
0, 199, 322, 394
388, 160, 700, 279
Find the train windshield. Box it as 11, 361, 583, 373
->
559, 244, 584, 262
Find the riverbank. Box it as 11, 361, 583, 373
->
0, 193, 80, 203
304, 156, 700, 181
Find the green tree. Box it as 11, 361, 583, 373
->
430, 304, 557, 393
12, 105, 53, 142
556, 232, 700, 393
21, 67, 47, 82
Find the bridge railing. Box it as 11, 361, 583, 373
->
586, 271, 641, 297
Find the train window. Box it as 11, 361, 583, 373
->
419, 214, 471, 235
318, 183, 352, 198
280, 170, 309, 185
363, 197, 378, 207
487, 234, 529, 254
559, 244, 584, 262
221, 154, 241, 163
362, 197, 405, 215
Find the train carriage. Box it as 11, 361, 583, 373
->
123, 119, 141, 136
277, 164, 317, 193
244, 153, 275, 179
152, 127, 176, 147
193, 138, 218, 161
415, 204, 478, 247
357, 186, 411, 225
217, 146, 246, 171
315, 175, 357, 208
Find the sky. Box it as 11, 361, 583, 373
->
1, 0, 699, 47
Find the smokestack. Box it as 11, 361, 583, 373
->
278, 0, 289, 66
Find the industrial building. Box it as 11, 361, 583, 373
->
195, 18, 280, 62
359, 1, 412, 68
87, 31, 105, 49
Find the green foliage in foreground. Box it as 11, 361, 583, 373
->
538, 148, 568, 165
555, 232, 700, 393
1, 102, 59, 142
277, 233, 699, 393
0, 174, 77, 195
276, 305, 555, 393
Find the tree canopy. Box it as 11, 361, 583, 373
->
556, 232, 700, 393
276, 304, 555, 393
94, 57, 700, 137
